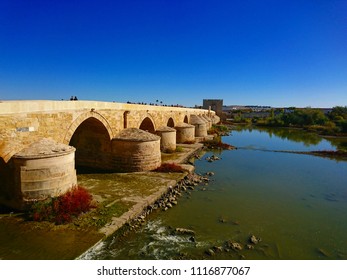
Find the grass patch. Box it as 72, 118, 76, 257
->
176, 146, 184, 152
86, 201, 132, 228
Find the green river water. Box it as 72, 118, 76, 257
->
80, 127, 347, 260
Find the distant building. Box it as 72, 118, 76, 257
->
320, 108, 333, 115
223, 105, 247, 111
203, 99, 223, 118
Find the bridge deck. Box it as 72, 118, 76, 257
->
0, 100, 206, 114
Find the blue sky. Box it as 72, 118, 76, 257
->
0, 0, 346, 108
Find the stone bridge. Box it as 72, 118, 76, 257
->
0, 100, 218, 209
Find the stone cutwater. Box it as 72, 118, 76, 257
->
111, 128, 161, 172
155, 126, 177, 153
175, 122, 195, 144
190, 115, 207, 137
10, 138, 77, 209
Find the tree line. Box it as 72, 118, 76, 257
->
246, 106, 347, 135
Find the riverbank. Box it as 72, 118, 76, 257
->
276, 150, 347, 161
0, 143, 205, 260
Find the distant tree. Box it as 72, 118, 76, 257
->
270, 108, 275, 119
275, 108, 328, 127
339, 120, 347, 133
329, 106, 347, 121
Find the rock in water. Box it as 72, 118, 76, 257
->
317, 248, 330, 258
213, 246, 223, 252
175, 228, 195, 235
205, 249, 215, 256
249, 235, 261, 244
189, 236, 196, 242
232, 242, 243, 251
226, 240, 243, 251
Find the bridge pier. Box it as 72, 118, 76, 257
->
155, 126, 176, 153
111, 128, 161, 172
0, 139, 77, 210
190, 115, 208, 137
175, 123, 195, 143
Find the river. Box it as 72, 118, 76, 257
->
82, 126, 347, 260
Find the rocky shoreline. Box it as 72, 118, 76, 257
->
126, 172, 210, 230
80, 155, 270, 261
77, 171, 212, 259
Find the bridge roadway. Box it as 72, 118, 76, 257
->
0, 100, 217, 209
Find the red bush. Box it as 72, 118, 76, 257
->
56, 185, 93, 215
30, 185, 94, 224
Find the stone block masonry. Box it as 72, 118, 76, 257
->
0, 100, 218, 209
111, 128, 161, 172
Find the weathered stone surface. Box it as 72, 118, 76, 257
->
190, 115, 208, 137
114, 128, 160, 142
14, 138, 74, 158
155, 126, 176, 153
175, 123, 195, 143
190, 115, 206, 125
156, 126, 176, 132
7, 138, 77, 208
112, 129, 161, 172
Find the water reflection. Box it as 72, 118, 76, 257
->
326, 137, 347, 151
232, 125, 347, 152
233, 125, 322, 146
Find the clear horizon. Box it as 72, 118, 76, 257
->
1, 0, 346, 108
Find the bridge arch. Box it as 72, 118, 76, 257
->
63, 111, 113, 144
64, 112, 114, 171
167, 117, 175, 127
139, 116, 156, 133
